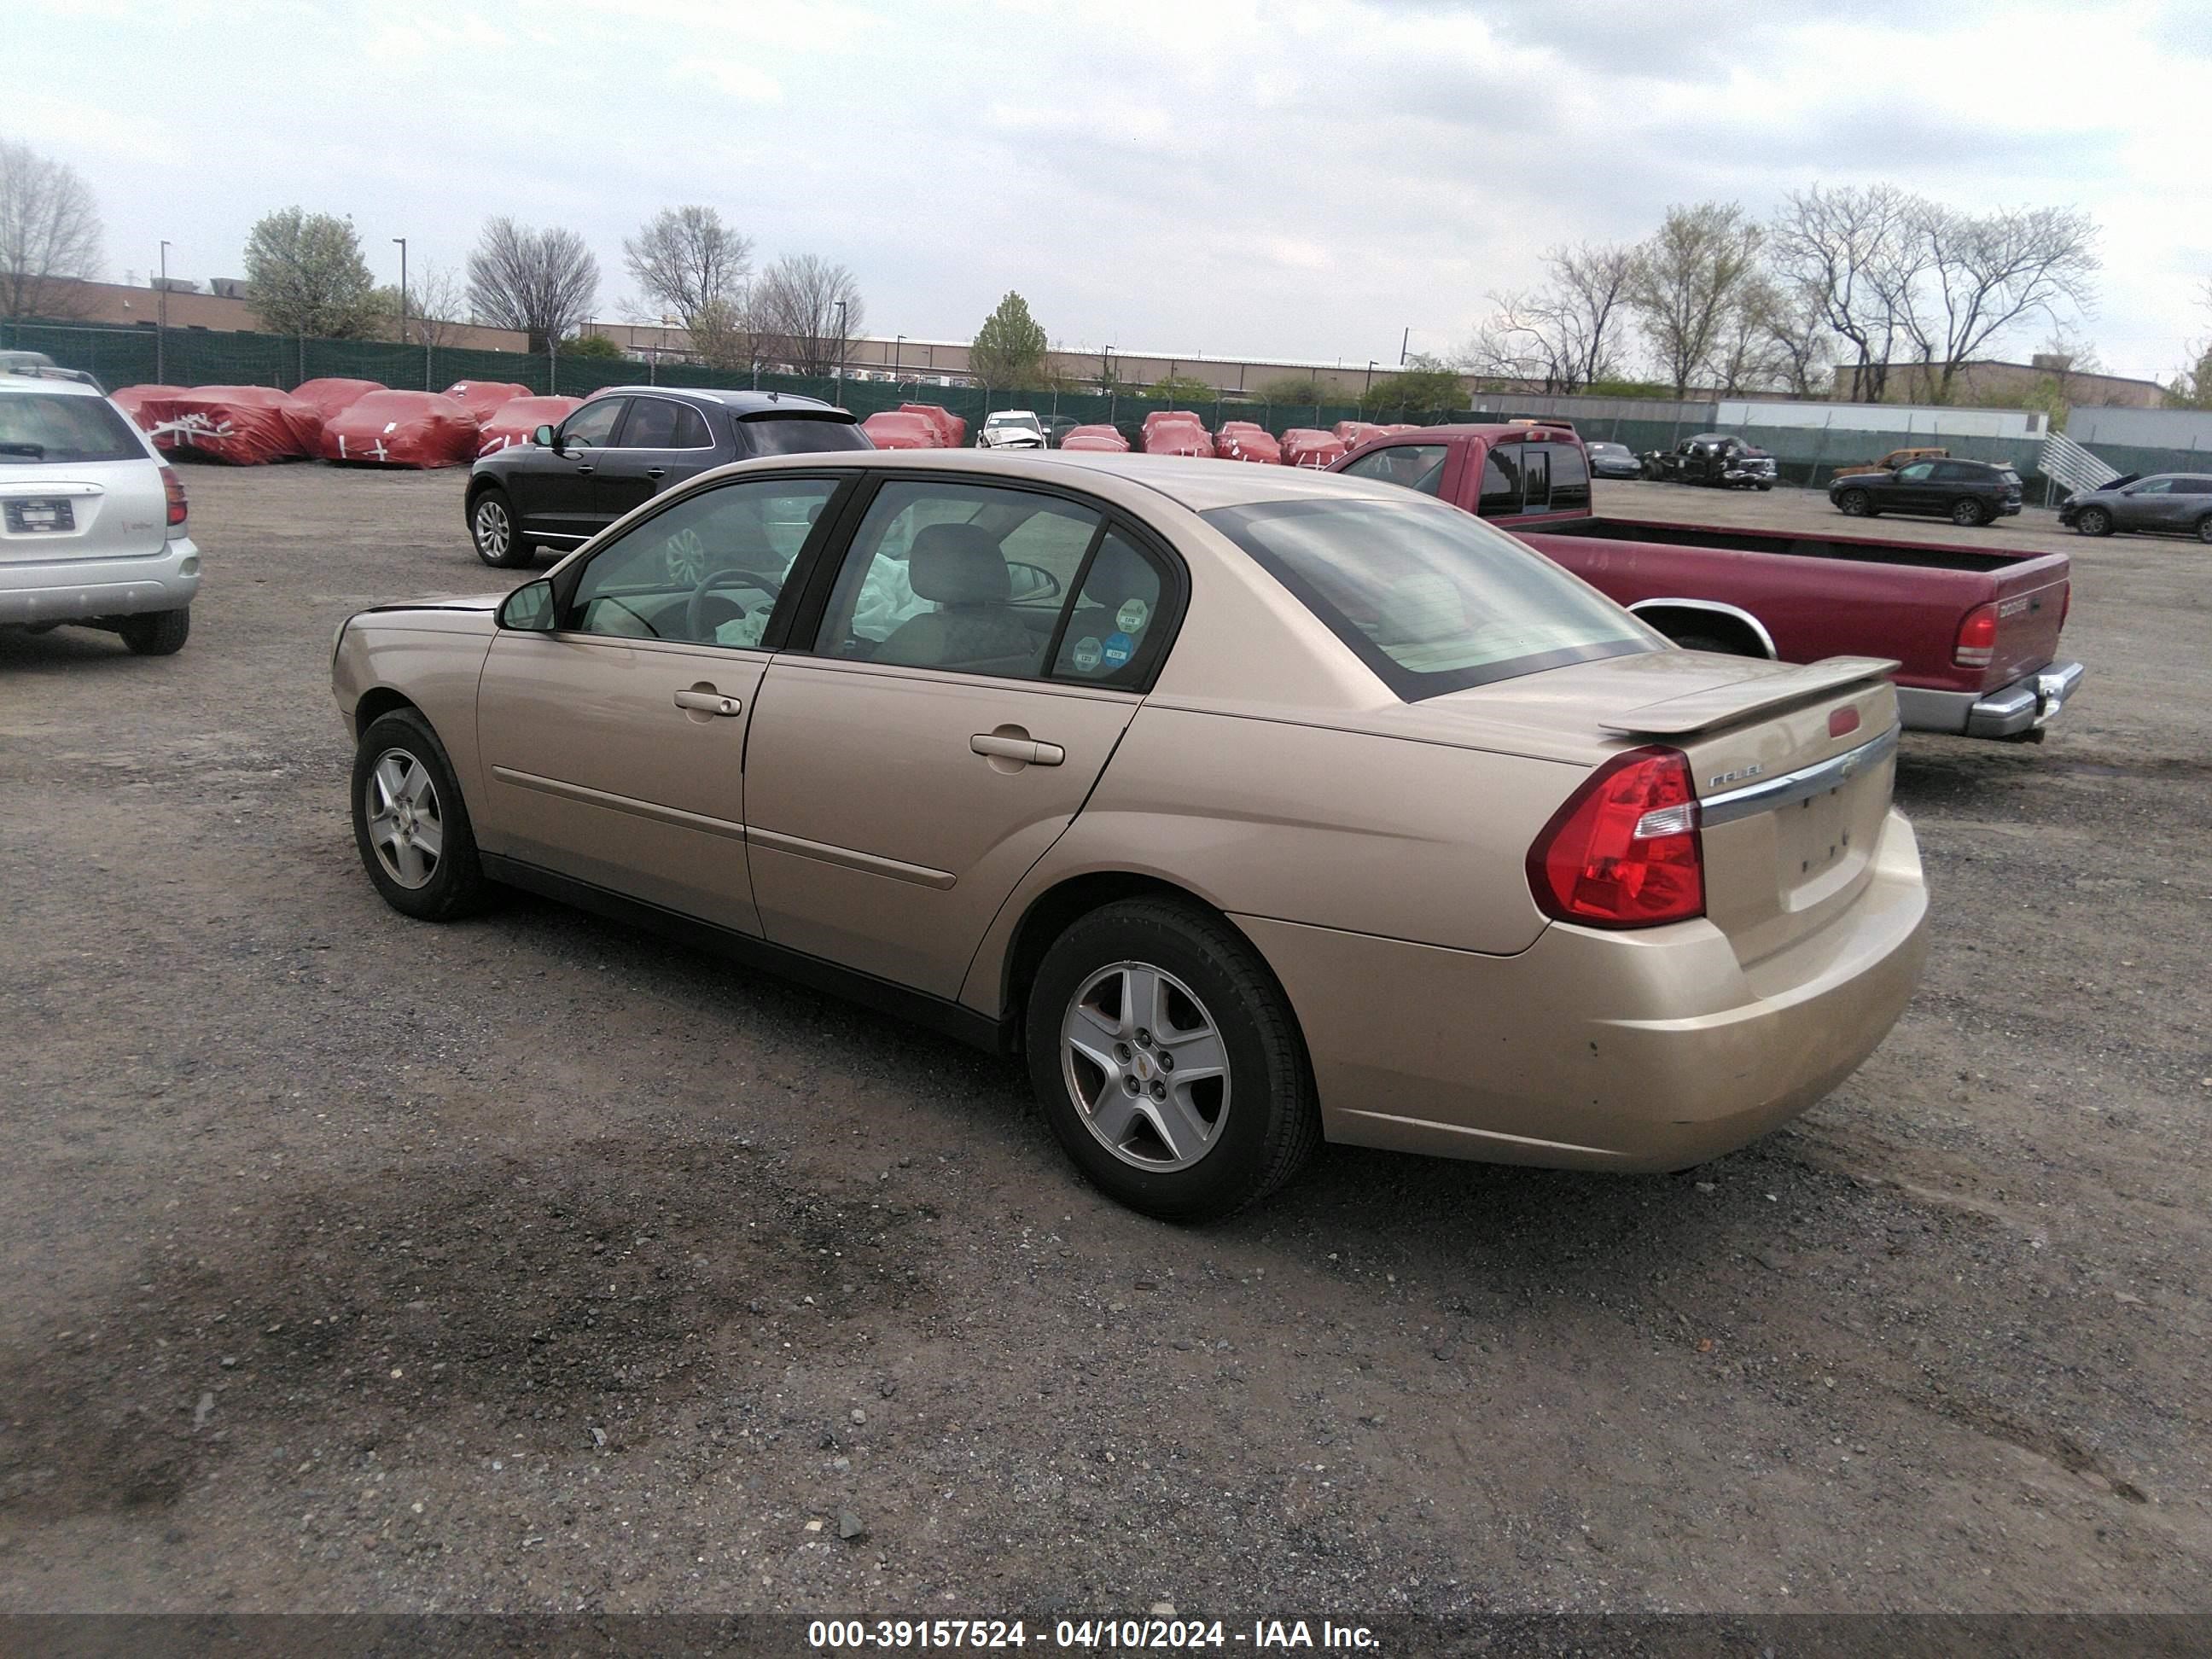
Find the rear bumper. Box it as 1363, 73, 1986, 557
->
0, 537, 201, 626
1236, 810, 1929, 1173
1895, 661, 2084, 738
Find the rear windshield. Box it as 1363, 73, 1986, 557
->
741, 416, 870, 458
0, 393, 145, 464
1202, 495, 1658, 699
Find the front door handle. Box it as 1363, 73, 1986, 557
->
574, 463, 596, 474
674, 688, 743, 718
645, 467, 667, 479
970, 731, 1064, 766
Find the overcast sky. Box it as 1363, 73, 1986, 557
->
16, 0, 2209, 381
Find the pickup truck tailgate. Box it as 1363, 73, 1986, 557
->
1979, 556, 2069, 690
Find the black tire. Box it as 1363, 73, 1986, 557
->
2197, 514, 2212, 545
2075, 505, 2113, 538
351, 708, 488, 921
1951, 498, 1990, 527
1755, 481, 1773, 492
469, 486, 532, 568
1025, 898, 1319, 1222
1836, 488, 1873, 517
117, 608, 190, 655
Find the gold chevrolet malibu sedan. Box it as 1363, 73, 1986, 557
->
333, 450, 1929, 1220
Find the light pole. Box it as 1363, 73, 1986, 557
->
1400, 327, 1411, 366
393, 236, 408, 344
1103, 345, 1115, 423
1365, 359, 1378, 396
156, 241, 171, 382
894, 334, 904, 380
834, 299, 848, 398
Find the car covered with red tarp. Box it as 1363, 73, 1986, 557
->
1333, 420, 1388, 450
859, 410, 942, 449
322, 391, 480, 469
899, 403, 966, 446
154, 385, 325, 464
478, 395, 581, 457
291, 378, 388, 422
1216, 422, 1283, 465
1058, 423, 1129, 453
1281, 428, 1348, 469
441, 381, 535, 424
1141, 412, 1215, 457
111, 384, 187, 434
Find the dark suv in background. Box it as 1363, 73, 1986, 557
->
466, 387, 869, 567
1829, 457, 2023, 527
2058, 473, 2212, 542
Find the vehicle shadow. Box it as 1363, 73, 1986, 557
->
0, 626, 136, 667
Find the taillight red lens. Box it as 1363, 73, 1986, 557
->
160, 464, 188, 528
1953, 602, 1998, 668
1527, 746, 1705, 928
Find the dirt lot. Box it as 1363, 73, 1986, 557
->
1, 466, 2206, 1618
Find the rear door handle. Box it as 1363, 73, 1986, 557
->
970, 732, 1063, 766
674, 688, 743, 717
645, 467, 667, 479
574, 463, 596, 474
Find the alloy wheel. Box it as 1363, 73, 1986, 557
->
473, 497, 510, 561
1953, 498, 1985, 526
1061, 961, 1231, 1171
364, 748, 444, 889
1838, 490, 1869, 515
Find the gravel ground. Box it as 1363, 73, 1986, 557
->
0, 465, 2206, 1618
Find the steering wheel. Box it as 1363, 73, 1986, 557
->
685, 567, 784, 642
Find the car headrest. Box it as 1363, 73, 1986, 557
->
908, 523, 1010, 605
1380, 573, 1469, 645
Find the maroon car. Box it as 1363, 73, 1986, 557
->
1330, 424, 2083, 741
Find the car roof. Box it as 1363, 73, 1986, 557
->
579, 386, 847, 416
710, 445, 1409, 513
0, 369, 104, 397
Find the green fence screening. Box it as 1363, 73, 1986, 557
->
24, 316, 2199, 492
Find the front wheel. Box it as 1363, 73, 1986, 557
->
1026, 899, 1318, 1221
2075, 506, 2113, 538
118, 608, 190, 655
1836, 488, 1873, 517
1951, 498, 1990, 527
2197, 515, 2212, 544
351, 709, 487, 920
470, 487, 532, 568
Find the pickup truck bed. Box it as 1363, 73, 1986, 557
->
1328, 423, 2084, 741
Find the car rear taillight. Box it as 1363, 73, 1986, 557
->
1527, 746, 1704, 929
160, 464, 188, 531
1953, 602, 1998, 668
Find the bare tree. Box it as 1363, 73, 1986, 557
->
1627, 203, 1765, 395
1756, 288, 1835, 398
1769, 183, 1922, 402
624, 206, 751, 332
751, 254, 864, 376
0, 139, 102, 319
405, 265, 470, 349
467, 218, 599, 352
2169, 279, 2212, 410
689, 294, 770, 375
1465, 242, 1636, 393
1890, 202, 2099, 402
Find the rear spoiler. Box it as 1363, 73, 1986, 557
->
1600, 656, 1898, 736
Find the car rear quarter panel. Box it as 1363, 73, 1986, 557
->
333, 614, 497, 801
959, 704, 1580, 1014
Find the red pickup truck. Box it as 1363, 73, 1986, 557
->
1330, 424, 2083, 740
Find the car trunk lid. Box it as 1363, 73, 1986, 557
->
1385, 649, 1903, 965
1974, 556, 2069, 689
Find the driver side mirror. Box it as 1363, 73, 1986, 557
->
498, 579, 557, 632
533, 423, 556, 449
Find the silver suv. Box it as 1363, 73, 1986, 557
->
0, 369, 201, 654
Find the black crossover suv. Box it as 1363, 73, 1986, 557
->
1828, 457, 2023, 527
465, 387, 869, 567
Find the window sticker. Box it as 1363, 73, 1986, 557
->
1115, 597, 1150, 633
1102, 632, 1134, 668
1069, 636, 1104, 673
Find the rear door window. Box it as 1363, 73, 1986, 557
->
1545, 443, 1590, 509
617, 396, 685, 450
1051, 530, 1173, 688
0, 394, 146, 463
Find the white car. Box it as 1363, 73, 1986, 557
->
0, 369, 200, 655
976, 410, 1046, 451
